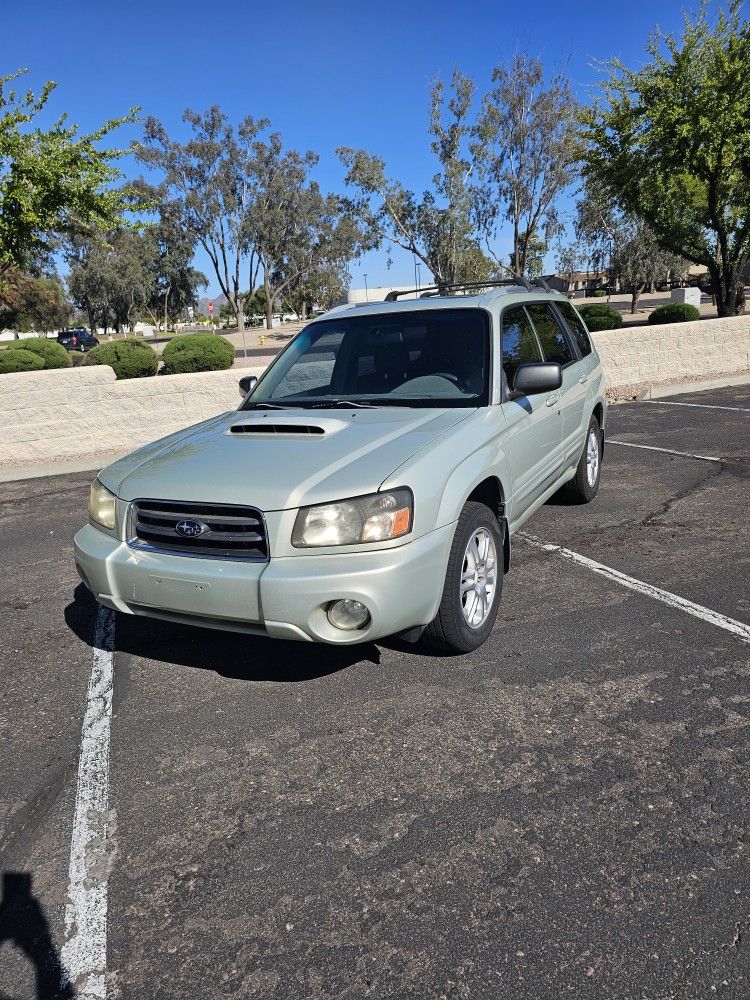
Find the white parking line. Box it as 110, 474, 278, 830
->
646, 400, 750, 413
519, 534, 750, 644
608, 440, 722, 462
60, 606, 115, 999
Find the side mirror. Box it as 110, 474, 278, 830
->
238, 374, 257, 398
512, 362, 562, 397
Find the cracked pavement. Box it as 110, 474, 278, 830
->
0, 384, 748, 998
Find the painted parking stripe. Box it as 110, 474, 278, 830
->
646, 400, 750, 413
519, 533, 750, 645
608, 440, 722, 463
60, 606, 116, 998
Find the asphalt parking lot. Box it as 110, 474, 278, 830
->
1, 384, 748, 999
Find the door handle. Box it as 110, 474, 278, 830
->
579, 374, 588, 384
546, 395, 560, 407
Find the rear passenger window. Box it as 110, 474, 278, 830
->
526, 302, 574, 367
556, 301, 592, 358
501, 306, 542, 384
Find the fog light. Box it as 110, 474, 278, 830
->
327, 599, 370, 631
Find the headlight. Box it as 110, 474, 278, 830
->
88, 478, 117, 531
292, 489, 413, 548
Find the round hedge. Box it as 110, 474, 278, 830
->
161, 333, 235, 374
0, 348, 46, 374
578, 303, 624, 332
82, 339, 158, 379
648, 302, 701, 325
14, 337, 71, 369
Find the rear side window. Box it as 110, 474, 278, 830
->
526, 302, 574, 367
501, 306, 542, 383
556, 301, 592, 358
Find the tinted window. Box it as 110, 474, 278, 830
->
556, 301, 592, 358
501, 306, 542, 383
526, 303, 574, 366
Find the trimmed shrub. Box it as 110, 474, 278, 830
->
0, 348, 46, 374
14, 337, 71, 369
161, 333, 235, 374
82, 339, 158, 379
648, 302, 701, 325
592, 288, 607, 297
578, 303, 624, 332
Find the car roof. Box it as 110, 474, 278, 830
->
318, 286, 570, 322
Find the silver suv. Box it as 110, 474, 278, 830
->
74, 280, 606, 654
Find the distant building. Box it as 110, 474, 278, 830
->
346, 284, 423, 304
544, 271, 609, 296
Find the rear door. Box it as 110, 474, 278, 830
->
525, 301, 586, 472
500, 304, 563, 522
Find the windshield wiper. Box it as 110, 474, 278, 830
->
250, 402, 299, 410
308, 400, 381, 409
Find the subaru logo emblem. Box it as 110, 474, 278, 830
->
175, 518, 208, 538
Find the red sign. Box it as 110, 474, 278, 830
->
208, 300, 214, 316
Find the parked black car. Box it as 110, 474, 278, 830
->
57, 328, 99, 352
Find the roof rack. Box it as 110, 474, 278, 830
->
383, 278, 533, 302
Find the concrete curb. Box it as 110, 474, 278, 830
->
635, 372, 750, 400
0, 451, 130, 483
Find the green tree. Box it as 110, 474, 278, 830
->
0, 69, 137, 276
575, 184, 687, 312
68, 229, 156, 334
580, 2, 750, 316
474, 54, 580, 278
337, 71, 477, 288
0, 268, 72, 332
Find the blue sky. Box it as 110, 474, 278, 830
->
4, 0, 704, 296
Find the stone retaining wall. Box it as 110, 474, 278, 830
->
0, 366, 263, 465
1, 314, 748, 468
591, 314, 750, 397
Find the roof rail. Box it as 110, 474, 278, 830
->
533, 277, 551, 291
383, 278, 531, 302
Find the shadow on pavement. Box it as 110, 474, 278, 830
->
0, 872, 74, 1000
64, 584, 381, 682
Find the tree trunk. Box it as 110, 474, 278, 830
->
710, 262, 738, 317
300, 300, 308, 322
264, 272, 273, 330
163, 285, 171, 332
630, 285, 643, 314
236, 305, 245, 332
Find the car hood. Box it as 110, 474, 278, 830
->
100, 406, 472, 510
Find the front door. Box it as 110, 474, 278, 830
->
499, 304, 563, 523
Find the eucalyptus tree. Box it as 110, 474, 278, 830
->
474, 54, 580, 278
136, 107, 269, 331
337, 71, 478, 288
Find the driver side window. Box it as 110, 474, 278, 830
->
501, 306, 542, 385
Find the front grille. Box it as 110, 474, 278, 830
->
130, 500, 268, 560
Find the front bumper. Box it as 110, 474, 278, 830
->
73, 522, 455, 644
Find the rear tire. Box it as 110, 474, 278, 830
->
424, 501, 503, 654
563, 414, 602, 503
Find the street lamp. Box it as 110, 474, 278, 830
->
415, 262, 421, 295
363, 273, 369, 302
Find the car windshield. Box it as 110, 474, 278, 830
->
242, 308, 491, 410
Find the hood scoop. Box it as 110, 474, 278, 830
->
230, 422, 325, 436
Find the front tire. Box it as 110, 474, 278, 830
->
424, 501, 503, 654
564, 415, 602, 503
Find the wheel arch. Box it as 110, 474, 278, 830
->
464, 475, 511, 574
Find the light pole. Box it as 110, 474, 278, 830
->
415, 262, 421, 295
363, 273, 369, 302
